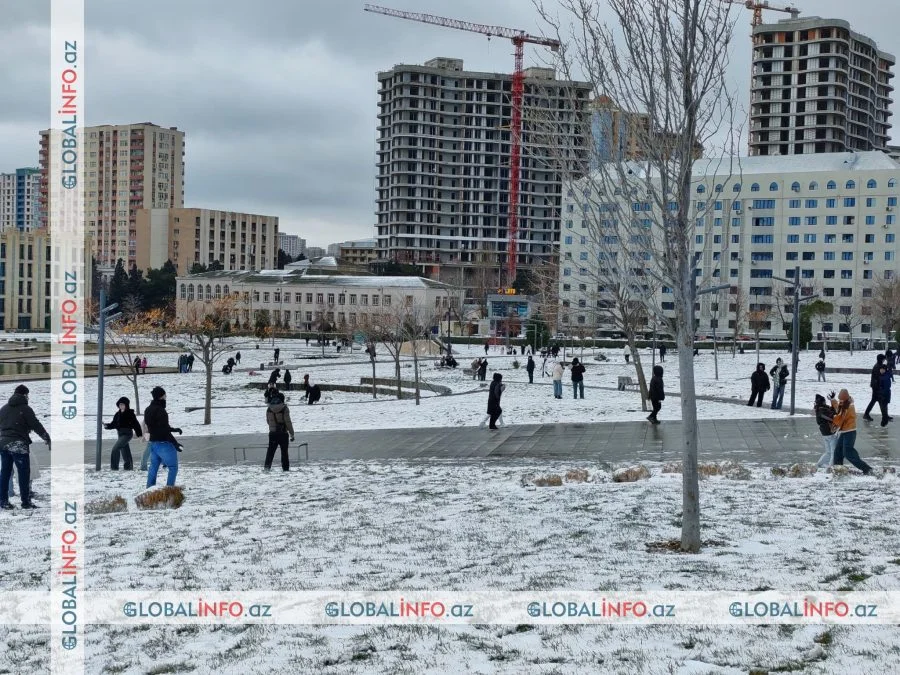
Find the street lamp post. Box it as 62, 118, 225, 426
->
771, 265, 819, 416
94, 288, 121, 472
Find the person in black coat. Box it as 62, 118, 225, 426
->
748, 363, 770, 407
658, 345, 667, 362
0, 385, 51, 509
283, 369, 293, 391
863, 354, 886, 421
307, 384, 322, 405
141, 387, 183, 487
570, 357, 586, 399
477, 359, 488, 381
268, 368, 281, 386
648, 365, 665, 424
235, 351, 241, 364
105, 396, 143, 470
526, 355, 535, 383
486, 373, 505, 430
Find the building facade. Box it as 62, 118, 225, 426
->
306, 246, 326, 259
750, 18, 895, 156
0, 168, 41, 231
375, 57, 591, 288
338, 239, 377, 266
135, 208, 278, 275
559, 152, 900, 339
39, 122, 185, 267
278, 233, 305, 259
176, 270, 461, 333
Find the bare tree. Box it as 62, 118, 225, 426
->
537, 0, 740, 551
871, 276, 900, 349
837, 297, 868, 355
729, 285, 747, 357
747, 304, 771, 365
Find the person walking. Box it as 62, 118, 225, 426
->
264, 390, 295, 471
552, 361, 564, 399
274, 347, 280, 364
815, 358, 826, 382
283, 369, 293, 391
863, 354, 887, 421
570, 357, 585, 399
748, 362, 770, 407
104, 396, 142, 471
134, 356, 142, 374
484, 341, 489, 356
623, 344, 631, 364
818, 348, 826, 360
829, 389, 873, 474
815, 393, 838, 468
302, 373, 311, 399
648, 365, 665, 424
877, 363, 892, 426
141, 357, 148, 375
142, 387, 183, 488
526, 355, 535, 384
477, 358, 488, 382
0, 385, 51, 510
887, 349, 896, 382
770, 358, 789, 410
486, 373, 505, 430
658, 344, 667, 362
187, 354, 194, 372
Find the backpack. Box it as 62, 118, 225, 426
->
272, 408, 287, 433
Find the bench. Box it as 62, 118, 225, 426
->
618, 376, 639, 391
232, 442, 309, 464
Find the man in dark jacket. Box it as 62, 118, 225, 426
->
526, 355, 535, 384
268, 368, 281, 386
235, 351, 242, 365
486, 373, 504, 430
264, 391, 295, 471
105, 396, 143, 471
769, 358, 789, 410
748, 363, 770, 407
658, 345, 667, 362
570, 357, 586, 399
863, 354, 886, 421
307, 384, 322, 405
815, 393, 837, 467
815, 358, 826, 382
477, 359, 488, 381
0, 385, 50, 509
283, 369, 293, 391
877, 364, 892, 427
648, 365, 665, 424
142, 386, 182, 488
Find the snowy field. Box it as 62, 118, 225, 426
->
2, 461, 899, 673
4, 337, 891, 439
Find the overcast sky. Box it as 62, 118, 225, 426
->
2, 1, 898, 247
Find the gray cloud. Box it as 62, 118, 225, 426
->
2, 1, 898, 247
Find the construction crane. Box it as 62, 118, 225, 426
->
723, 0, 800, 29
364, 4, 561, 291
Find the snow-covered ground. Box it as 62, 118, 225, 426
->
5, 337, 888, 438
2, 461, 899, 673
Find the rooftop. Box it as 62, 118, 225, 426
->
177, 270, 454, 290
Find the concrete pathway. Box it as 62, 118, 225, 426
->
81, 417, 899, 467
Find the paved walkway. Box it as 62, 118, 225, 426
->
82, 418, 899, 466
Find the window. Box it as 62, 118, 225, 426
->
889, 178, 897, 188
327, 293, 335, 304
731, 234, 740, 243
753, 217, 775, 226
733, 183, 741, 192
866, 215, 875, 225
565, 219, 573, 229
579, 251, 588, 260
867, 179, 877, 189
750, 269, 772, 278
803, 234, 816, 243
806, 217, 818, 225
752, 235, 774, 244
887, 252, 896, 261
888, 215, 896, 225
866, 198, 876, 208
844, 197, 856, 207
841, 271, 853, 280
732, 217, 741, 227
752, 199, 776, 209
826, 198, 836, 208
696, 185, 706, 194
823, 252, 835, 261
769, 182, 779, 192
695, 235, 704, 244
805, 199, 818, 208
791, 181, 801, 192
889, 197, 897, 207
787, 234, 799, 243
802, 269, 814, 278
563, 268, 571, 276
827, 181, 837, 190
316, 293, 323, 304
842, 234, 854, 243
802, 252, 815, 261
887, 234, 896, 243
383, 295, 391, 306
564, 235, 573, 245
714, 201, 723, 211
786, 250, 799, 261
713, 234, 721, 243
789, 217, 801, 226
696, 202, 705, 211
809, 181, 818, 190
846, 180, 856, 190
842, 252, 853, 261
789, 199, 801, 209
733, 200, 742, 211
844, 216, 855, 225
824, 270, 835, 278
825, 234, 836, 243
751, 183, 760, 192
826, 216, 837, 225
263, 292, 270, 303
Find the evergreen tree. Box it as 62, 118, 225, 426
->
127, 264, 145, 305
90, 256, 104, 301
277, 249, 292, 269
108, 259, 128, 306
208, 259, 224, 271
190, 262, 207, 274
144, 260, 177, 309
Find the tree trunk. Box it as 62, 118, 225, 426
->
412, 340, 421, 405
677, 312, 701, 553
203, 342, 213, 425
129, 374, 141, 413
755, 336, 761, 365
370, 357, 377, 398
395, 352, 402, 399
628, 338, 649, 412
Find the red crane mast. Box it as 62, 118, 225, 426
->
364, 4, 561, 289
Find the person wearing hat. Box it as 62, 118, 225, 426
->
814, 393, 838, 468
830, 389, 873, 475
0, 384, 51, 510
141, 387, 183, 487
104, 396, 143, 470
264, 390, 295, 472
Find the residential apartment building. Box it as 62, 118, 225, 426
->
278, 233, 305, 259
306, 246, 326, 259
559, 152, 900, 339
375, 57, 591, 289
750, 18, 895, 156
135, 208, 278, 275
338, 239, 377, 266
176, 270, 461, 332
39, 122, 185, 267
0, 168, 41, 231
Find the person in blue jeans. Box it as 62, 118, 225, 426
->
570, 358, 585, 399
769, 358, 789, 410
142, 386, 183, 488
0, 384, 51, 510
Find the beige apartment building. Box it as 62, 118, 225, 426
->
39, 122, 185, 268
338, 239, 377, 266
135, 208, 278, 274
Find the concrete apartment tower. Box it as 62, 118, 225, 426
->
375, 57, 591, 289
0, 168, 41, 231
750, 17, 895, 156
39, 122, 185, 268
